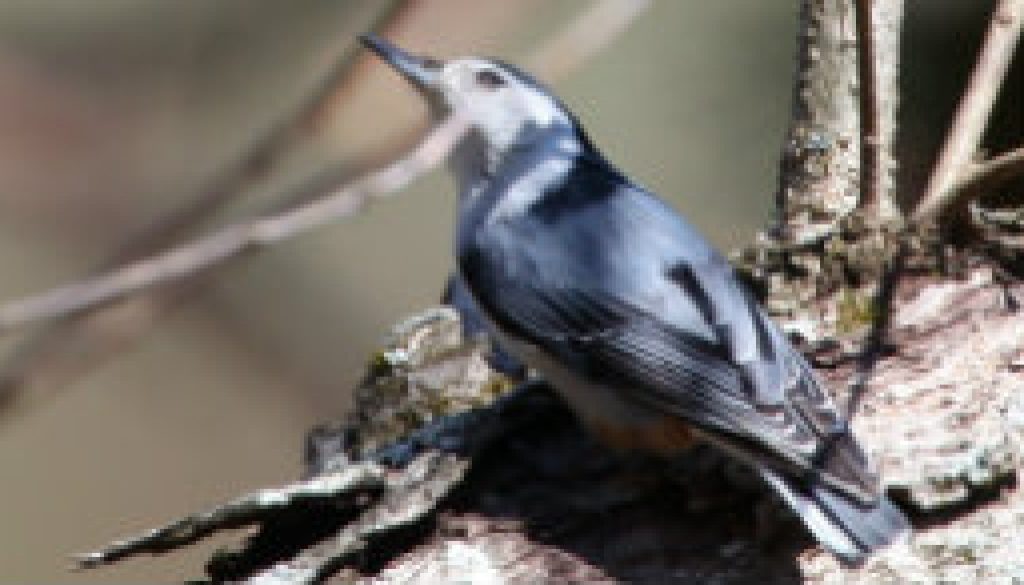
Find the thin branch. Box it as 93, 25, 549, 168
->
0, 115, 470, 334
0, 1, 419, 408
855, 0, 883, 212
523, 0, 651, 79
775, 0, 865, 244
913, 0, 1024, 223
0, 0, 650, 336
949, 145, 1024, 204
102, 1, 413, 270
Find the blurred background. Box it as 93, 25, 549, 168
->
0, 1, 1016, 581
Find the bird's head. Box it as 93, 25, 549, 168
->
361, 34, 591, 172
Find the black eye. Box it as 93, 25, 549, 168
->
475, 69, 505, 89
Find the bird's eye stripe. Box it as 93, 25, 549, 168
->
475, 69, 505, 88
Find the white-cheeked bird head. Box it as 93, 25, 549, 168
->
361, 34, 592, 178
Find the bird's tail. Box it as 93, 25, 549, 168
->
759, 468, 910, 565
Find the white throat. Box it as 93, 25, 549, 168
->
451, 123, 584, 222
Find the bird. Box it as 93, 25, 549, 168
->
361, 34, 910, 565
442, 274, 527, 378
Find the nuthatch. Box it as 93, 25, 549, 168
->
362, 34, 909, 564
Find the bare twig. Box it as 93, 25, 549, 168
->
0, 0, 651, 419
105, 1, 413, 270
949, 145, 1024, 205
0, 114, 470, 333
855, 0, 883, 212
913, 0, 1024, 223
0, 0, 650, 335
522, 0, 650, 79
0, 1, 417, 409
775, 0, 865, 244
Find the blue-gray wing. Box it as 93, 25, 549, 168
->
458, 167, 878, 503
442, 274, 526, 378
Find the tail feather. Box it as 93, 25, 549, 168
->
760, 469, 910, 565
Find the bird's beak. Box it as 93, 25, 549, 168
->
360, 34, 441, 94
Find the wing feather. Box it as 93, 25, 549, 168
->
465, 262, 879, 504
458, 167, 880, 504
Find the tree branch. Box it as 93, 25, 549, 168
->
0, 0, 650, 335
0, 114, 470, 334
855, 0, 883, 213
913, 0, 1024, 223
521, 0, 650, 79
776, 0, 901, 243
0, 1, 419, 410
949, 145, 1024, 207
0, 0, 652, 417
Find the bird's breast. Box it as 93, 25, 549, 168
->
499, 331, 699, 455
